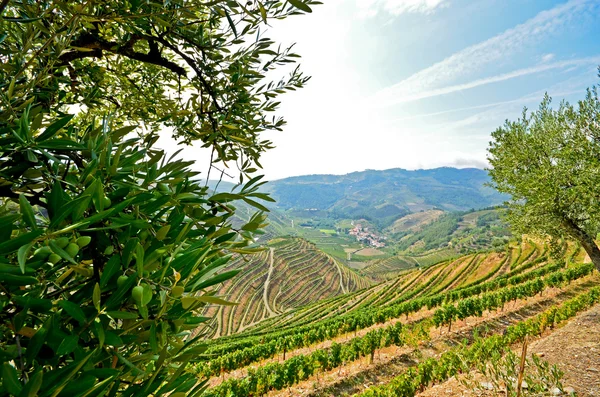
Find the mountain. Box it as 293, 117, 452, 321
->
262, 167, 507, 225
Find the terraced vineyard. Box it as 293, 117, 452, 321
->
361, 248, 458, 281
202, 237, 370, 337
195, 239, 600, 396
215, 240, 547, 340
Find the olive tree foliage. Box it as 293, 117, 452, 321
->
488, 85, 600, 271
0, 0, 316, 396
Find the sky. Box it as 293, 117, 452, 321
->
164, 0, 600, 181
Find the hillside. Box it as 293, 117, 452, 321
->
201, 210, 514, 340
390, 207, 512, 254
385, 209, 445, 234
196, 240, 600, 397
201, 237, 370, 337
208, 171, 512, 275
231, 204, 513, 284
236, 238, 554, 335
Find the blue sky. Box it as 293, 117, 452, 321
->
253, 0, 600, 179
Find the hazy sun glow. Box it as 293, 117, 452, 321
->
160, 0, 600, 181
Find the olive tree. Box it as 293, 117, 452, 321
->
0, 0, 315, 396
488, 86, 600, 270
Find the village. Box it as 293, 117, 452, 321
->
348, 222, 386, 248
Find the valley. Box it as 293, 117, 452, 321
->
5, 3, 598, 397
194, 167, 600, 396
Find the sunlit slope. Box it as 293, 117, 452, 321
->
202, 237, 371, 337
234, 239, 565, 336
361, 248, 457, 281
384, 209, 445, 234
392, 207, 512, 254
196, 240, 597, 397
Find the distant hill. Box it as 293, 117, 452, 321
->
207, 168, 509, 248
392, 207, 512, 254
262, 167, 507, 225
385, 209, 445, 234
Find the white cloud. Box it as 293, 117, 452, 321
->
374, 56, 600, 106
356, 0, 447, 18
541, 53, 556, 62
235, 0, 600, 180
448, 157, 489, 169
371, 0, 600, 106
390, 86, 588, 123
431, 81, 593, 135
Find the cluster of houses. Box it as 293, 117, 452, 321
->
348, 223, 386, 248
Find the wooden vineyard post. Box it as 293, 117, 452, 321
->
516, 336, 528, 397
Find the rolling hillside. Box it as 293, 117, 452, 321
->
196, 239, 599, 397
201, 237, 370, 337
390, 207, 512, 254
384, 209, 444, 234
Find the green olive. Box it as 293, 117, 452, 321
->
117, 275, 129, 288
141, 283, 152, 305
139, 230, 149, 240
65, 243, 79, 258
33, 246, 53, 259
48, 253, 62, 264
102, 196, 112, 208
54, 237, 70, 249
192, 208, 204, 218
131, 286, 144, 303
104, 246, 114, 255
76, 236, 92, 248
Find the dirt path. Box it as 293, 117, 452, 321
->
263, 247, 276, 317
527, 303, 600, 396
326, 253, 348, 294
417, 301, 600, 397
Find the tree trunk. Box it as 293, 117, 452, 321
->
563, 218, 600, 271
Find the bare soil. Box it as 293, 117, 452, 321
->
354, 248, 386, 257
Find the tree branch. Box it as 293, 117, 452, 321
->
0, 185, 44, 207
139, 33, 222, 111
59, 33, 186, 76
